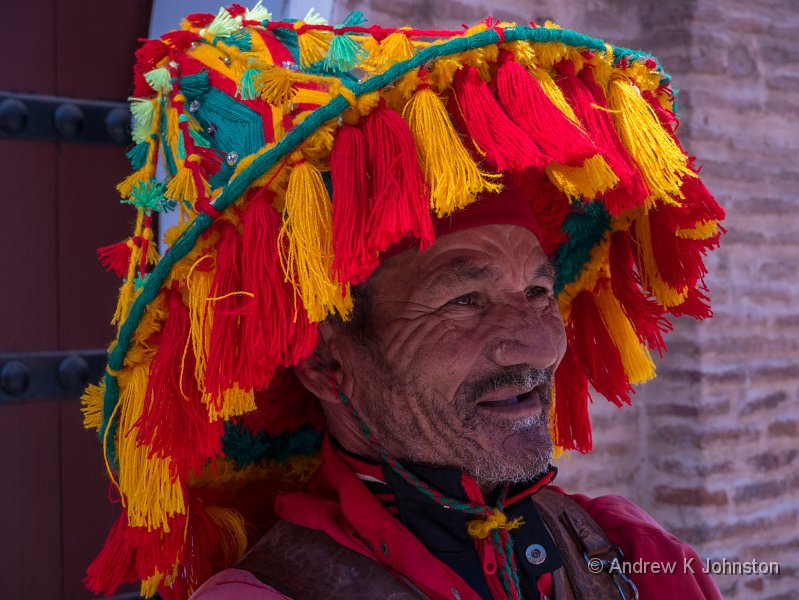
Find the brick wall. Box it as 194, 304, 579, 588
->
331, 1, 799, 597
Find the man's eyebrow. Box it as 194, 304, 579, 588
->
535, 260, 557, 281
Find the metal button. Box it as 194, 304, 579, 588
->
188, 99, 200, 113
226, 151, 239, 166
525, 543, 546, 565
450, 587, 461, 600
380, 542, 389, 556
1, 361, 30, 396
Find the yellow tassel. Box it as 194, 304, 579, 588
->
381, 69, 422, 113
203, 384, 256, 421
295, 21, 333, 69
255, 64, 297, 106
369, 30, 415, 70
548, 389, 565, 460
165, 105, 180, 149
467, 509, 524, 539
186, 254, 215, 387
205, 505, 249, 562
117, 164, 156, 199
428, 57, 464, 93
676, 220, 719, 240
595, 285, 656, 385
140, 572, 164, 599
633, 215, 689, 307
403, 86, 502, 217
166, 162, 199, 204
142, 227, 160, 265
117, 365, 186, 531
81, 382, 105, 431
279, 158, 352, 322
546, 155, 619, 200
607, 76, 694, 207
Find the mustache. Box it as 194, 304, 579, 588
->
456, 365, 553, 406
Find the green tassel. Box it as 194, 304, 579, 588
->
144, 67, 172, 94
237, 67, 260, 100
176, 114, 189, 160
124, 178, 170, 213
133, 272, 151, 290
100, 372, 120, 469
222, 422, 322, 467
324, 34, 367, 72
179, 71, 210, 101
207, 6, 239, 37
554, 201, 611, 294
129, 98, 156, 144
126, 142, 150, 170
341, 10, 367, 27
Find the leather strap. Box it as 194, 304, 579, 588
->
532, 489, 639, 600
235, 521, 425, 599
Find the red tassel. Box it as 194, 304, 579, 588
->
161, 29, 202, 52
555, 62, 649, 213
360, 102, 435, 254
227, 3, 246, 17
84, 510, 138, 595
133, 39, 170, 97
646, 207, 711, 292
450, 65, 547, 172
669, 285, 713, 320
239, 189, 317, 390
97, 240, 132, 278
138, 287, 224, 476
185, 12, 215, 27
330, 123, 378, 284
193, 145, 225, 179
495, 50, 597, 167
132, 514, 186, 582
567, 290, 632, 406
609, 231, 672, 355
205, 223, 248, 397
553, 343, 592, 453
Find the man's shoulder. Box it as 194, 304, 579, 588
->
188, 568, 292, 600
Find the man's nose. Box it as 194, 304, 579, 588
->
485, 307, 564, 369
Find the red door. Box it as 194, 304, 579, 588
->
1, 2, 152, 598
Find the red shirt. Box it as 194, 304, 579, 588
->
191, 437, 722, 599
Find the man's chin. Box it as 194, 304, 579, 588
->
466, 426, 554, 486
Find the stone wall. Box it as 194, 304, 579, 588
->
330, 1, 799, 597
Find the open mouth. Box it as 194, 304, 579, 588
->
476, 386, 543, 414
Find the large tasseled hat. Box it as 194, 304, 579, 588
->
83, 4, 724, 598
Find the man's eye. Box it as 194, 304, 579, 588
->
526, 286, 551, 299
449, 293, 477, 306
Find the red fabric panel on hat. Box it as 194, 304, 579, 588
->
379, 186, 542, 262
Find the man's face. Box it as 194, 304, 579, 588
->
323, 224, 567, 486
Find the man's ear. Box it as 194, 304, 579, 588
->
293, 321, 352, 406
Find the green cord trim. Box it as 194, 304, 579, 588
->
100, 26, 674, 466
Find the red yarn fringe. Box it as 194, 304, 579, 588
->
450, 65, 547, 172
330, 123, 378, 284
609, 231, 672, 355
495, 50, 597, 168
138, 287, 224, 476
568, 290, 632, 406
361, 102, 435, 254
553, 343, 593, 453
555, 62, 648, 213
97, 240, 132, 278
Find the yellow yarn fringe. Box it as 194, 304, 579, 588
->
81, 382, 105, 431
607, 76, 694, 207
186, 255, 215, 387
467, 509, 524, 539
557, 236, 611, 323
528, 67, 582, 125
117, 365, 185, 531
295, 21, 333, 68
206, 504, 249, 562
166, 162, 199, 204
279, 158, 352, 322
676, 220, 718, 240
403, 86, 502, 217
117, 164, 156, 199
204, 384, 257, 421
546, 155, 619, 200
189, 453, 322, 489
255, 64, 297, 106
594, 285, 656, 385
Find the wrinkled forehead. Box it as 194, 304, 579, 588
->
370, 224, 549, 293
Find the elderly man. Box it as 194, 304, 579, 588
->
84, 6, 725, 600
